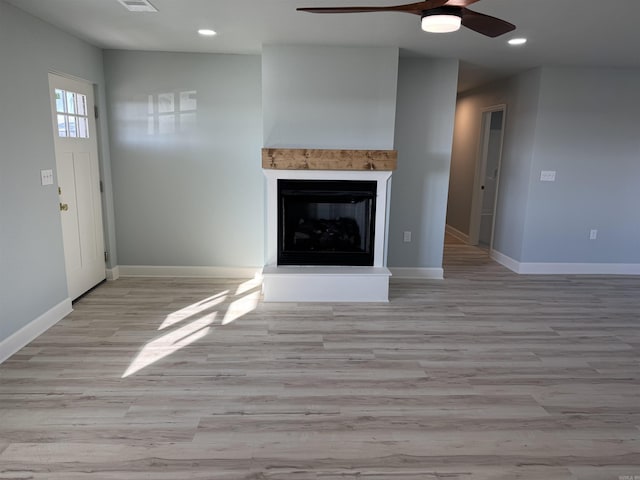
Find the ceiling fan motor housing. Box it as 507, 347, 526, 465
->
421, 6, 463, 20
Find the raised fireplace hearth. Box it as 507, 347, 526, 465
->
262, 148, 396, 302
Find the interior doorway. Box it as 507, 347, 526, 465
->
468, 105, 506, 250
48, 73, 106, 300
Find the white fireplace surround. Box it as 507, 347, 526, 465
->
262, 169, 392, 302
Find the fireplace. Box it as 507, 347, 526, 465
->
278, 179, 376, 266
262, 148, 396, 302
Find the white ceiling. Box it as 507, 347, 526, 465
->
7, 0, 640, 91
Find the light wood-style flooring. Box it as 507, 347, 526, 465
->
1, 242, 639, 478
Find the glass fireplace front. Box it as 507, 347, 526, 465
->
278, 179, 376, 266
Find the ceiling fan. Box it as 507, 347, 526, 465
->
297, 0, 515, 38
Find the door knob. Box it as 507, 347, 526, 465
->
60, 203, 69, 211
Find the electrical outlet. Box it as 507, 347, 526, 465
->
540, 170, 556, 182
403, 231, 412, 243
589, 229, 598, 240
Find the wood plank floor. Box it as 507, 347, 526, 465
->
1, 245, 639, 478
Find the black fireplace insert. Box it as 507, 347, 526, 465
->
278, 179, 376, 266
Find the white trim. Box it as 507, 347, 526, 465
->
518, 262, 640, 275
389, 267, 444, 280
469, 105, 506, 247
445, 224, 470, 244
262, 168, 393, 302
262, 266, 390, 302
118, 265, 261, 278
106, 266, 120, 281
490, 249, 521, 273
490, 250, 640, 275
263, 169, 392, 268
0, 299, 72, 364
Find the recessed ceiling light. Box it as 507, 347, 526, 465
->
508, 38, 527, 46
198, 29, 217, 36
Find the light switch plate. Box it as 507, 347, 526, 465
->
403, 231, 412, 243
540, 170, 556, 182
40, 169, 54, 186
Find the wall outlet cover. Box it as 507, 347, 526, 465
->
540, 170, 556, 182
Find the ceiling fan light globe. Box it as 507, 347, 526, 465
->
421, 14, 462, 33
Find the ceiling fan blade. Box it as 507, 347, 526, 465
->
461, 8, 515, 37
297, 6, 417, 14
297, 1, 449, 16
442, 0, 481, 6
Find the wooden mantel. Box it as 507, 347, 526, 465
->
262, 148, 397, 171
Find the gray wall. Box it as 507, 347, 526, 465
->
0, 0, 112, 342
447, 69, 541, 261
447, 94, 483, 234
449, 66, 640, 265
104, 51, 263, 267
388, 57, 459, 268
521, 67, 640, 263
262, 45, 399, 149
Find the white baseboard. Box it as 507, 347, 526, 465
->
518, 262, 640, 275
445, 224, 470, 244
389, 267, 444, 280
106, 266, 120, 281
490, 250, 640, 275
119, 265, 262, 278
0, 298, 72, 364
490, 249, 521, 273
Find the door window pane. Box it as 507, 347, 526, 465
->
57, 114, 67, 137
78, 117, 88, 138
55, 89, 65, 113
67, 115, 77, 137
54, 88, 90, 139
66, 91, 76, 114
76, 94, 87, 116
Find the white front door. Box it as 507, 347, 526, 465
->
48, 73, 105, 300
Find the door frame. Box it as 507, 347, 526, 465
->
468, 104, 506, 249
